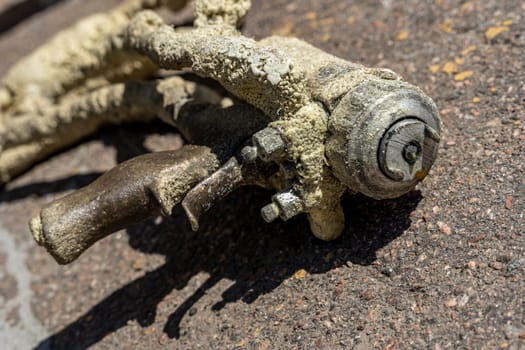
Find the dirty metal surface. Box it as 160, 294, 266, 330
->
0, 0, 523, 349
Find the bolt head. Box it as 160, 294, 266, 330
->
252, 127, 285, 161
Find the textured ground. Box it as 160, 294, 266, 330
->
0, 0, 523, 349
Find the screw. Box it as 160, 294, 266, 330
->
402, 142, 421, 165
240, 145, 258, 162
260, 203, 279, 222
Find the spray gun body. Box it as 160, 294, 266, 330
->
0, 0, 441, 264
265, 37, 441, 200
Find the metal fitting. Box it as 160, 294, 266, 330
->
252, 127, 285, 162
260, 203, 279, 223
240, 145, 258, 163
326, 78, 441, 200
378, 118, 440, 182
260, 189, 304, 222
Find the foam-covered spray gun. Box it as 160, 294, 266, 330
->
0, 0, 440, 264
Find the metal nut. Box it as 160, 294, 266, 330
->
260, 190, 305, 222
272, 190, 304, 221
252, 127, 285, 161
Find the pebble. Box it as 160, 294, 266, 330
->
465, 261, 477, 270
293, 269, 307, 279
360, 288, 374, 301
158, 333, 169, 345
143, 327, 156, 335
490, 262, 504, 270
504, 325, 525, 340
334, 282, 344, 296
457, 294, 470, 308
505, 195, 513, 209
381, 265, 395, 277
506, 258, 525, 273
132, 257, 145, 271
437, 222, 452, 235
444, 297, 457, 308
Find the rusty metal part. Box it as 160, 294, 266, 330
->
30, 146, 219, 264
182, 157, 243, 231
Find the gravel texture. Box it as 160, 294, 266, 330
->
0, 0, 523, 349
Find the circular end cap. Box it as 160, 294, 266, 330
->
326, 81, 442, 200
378, 118, 440, 182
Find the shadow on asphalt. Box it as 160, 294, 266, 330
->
1, 122, 421, 349
0, 121, 167, 202
0, 173, 102, 203
0, 0, 65, 34
35, 187, 421, 349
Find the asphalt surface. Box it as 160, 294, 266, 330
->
0, 0, 523, 349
